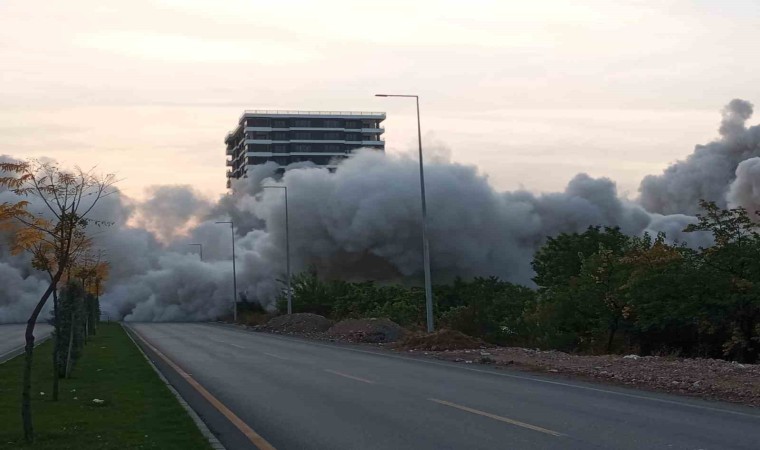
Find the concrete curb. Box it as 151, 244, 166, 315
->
122, 323, 227, 450
0, 334, 52, 365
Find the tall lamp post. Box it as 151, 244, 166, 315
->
188, 243, 203, 261
375, 93, 434, 332
215, 221, 237, 322
262, 185, 292, 315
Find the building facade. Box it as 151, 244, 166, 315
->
225, 110, 386, 187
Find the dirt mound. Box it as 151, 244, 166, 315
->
397, 329, 486, 351
328, 318, 407, 343
264, 313, 332, 333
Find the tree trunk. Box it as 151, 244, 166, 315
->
22, 273, 61, 442
52, 288, 60, 401
65, 310, 74, 379
606, 318, 619, 353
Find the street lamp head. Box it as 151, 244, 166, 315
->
375, 93, 417, 98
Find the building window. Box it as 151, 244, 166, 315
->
273, 132, 287, 140
345, 121, 359, 129
253, 132, 270, 140
294, 131, 310, 140
294, 119, 310, 127
273, 120, 287, 128
325, 119, 340, 128
248, 118, 270, 127
326, 144, 341, 152
294, 144, 311, 152
325, 132, 341, 140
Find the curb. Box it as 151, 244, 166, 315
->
122, 323, 227, 450
0, 333, 52, 365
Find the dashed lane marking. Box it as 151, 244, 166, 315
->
324, 369, 376, 384
429, 398, 564, 437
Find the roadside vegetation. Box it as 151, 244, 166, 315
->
277, 200, 760, 364
0, 160, 114, 441
0, 323, 212, 449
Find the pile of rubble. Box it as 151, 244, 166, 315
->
255, 314, 409, 344
259, 313, 332, 334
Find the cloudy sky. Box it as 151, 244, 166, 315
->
1, 0, 758, 200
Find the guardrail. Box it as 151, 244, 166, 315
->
241, 110, 385, 117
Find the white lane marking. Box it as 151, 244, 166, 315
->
429, 398, 564, 437
228, 343, 245, 349
324, 369, 376, 384
263, 352, 290, 361
201, 324, 760, 420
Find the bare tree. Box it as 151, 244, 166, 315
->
0, 160, 115, 442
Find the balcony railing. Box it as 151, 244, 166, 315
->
241, 110, 385, 121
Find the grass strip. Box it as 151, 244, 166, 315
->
0, 323, 212, 449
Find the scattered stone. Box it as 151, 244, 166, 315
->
623, 355, 640, 360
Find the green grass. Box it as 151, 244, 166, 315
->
0, 323, 212, 449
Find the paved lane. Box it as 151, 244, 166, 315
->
0, 323, 53, 363
129, 323, 760, 450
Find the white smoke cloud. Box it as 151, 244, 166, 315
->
131, 185, 213, 243
639, 99, 760, 215
0, 99, 757, 322
727, 157, 760, 213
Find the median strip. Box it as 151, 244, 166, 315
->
428, 398, 564, 437
324, 369, 376, 384
129, 326, 277, 450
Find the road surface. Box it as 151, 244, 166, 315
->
128, 323, 760, 450
0, 323, 53, 363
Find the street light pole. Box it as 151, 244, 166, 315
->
215, 221, 237, 322
263, 186, 292, 315
188, 243, 203, 261
375, 93, 434, 332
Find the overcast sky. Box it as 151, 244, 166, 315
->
1, 0, 758, 200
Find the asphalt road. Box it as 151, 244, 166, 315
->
0, 323, 53, 363
128, 323, 760, 450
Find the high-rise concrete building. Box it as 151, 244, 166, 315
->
225, 110, 385, 187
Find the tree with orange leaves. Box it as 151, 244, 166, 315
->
0, 159, 115, 442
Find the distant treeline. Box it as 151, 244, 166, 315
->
279, 200, 760, 363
